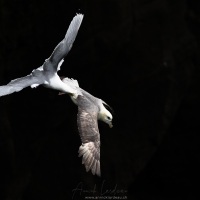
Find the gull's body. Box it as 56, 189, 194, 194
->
61, 78, 113, 176
0, 14, 83, 97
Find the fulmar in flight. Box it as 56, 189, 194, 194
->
60, 78, 113, 176
0, 13, 83, 97
0, 13, 113, 176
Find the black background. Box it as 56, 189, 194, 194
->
0, 0, 200, 199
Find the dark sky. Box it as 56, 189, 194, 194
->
0, 0, 200, 199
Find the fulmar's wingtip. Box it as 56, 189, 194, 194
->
76, 12, 84, 16
75, 13, 84, 20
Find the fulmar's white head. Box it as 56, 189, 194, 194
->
98, 101, 113, 128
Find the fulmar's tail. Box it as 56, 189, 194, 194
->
62, 77, 79, 88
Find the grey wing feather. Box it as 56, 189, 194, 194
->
77, 96, 101, 176
0, 74, 43, 97
45, 14, 83, 71
77, 108, 101, 176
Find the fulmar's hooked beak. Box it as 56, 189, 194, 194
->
109, 122, 113, 128
58, 92, 65, 95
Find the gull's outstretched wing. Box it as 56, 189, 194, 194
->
0, 72, 44, 97
77, 95, 101, 176
45, 14, 84, 71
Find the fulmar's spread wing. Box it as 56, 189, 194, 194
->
0, 72, 44, 97
77, 95, 101, 176
44, 14, 84, 71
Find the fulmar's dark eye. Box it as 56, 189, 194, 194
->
107, 116, 111, 121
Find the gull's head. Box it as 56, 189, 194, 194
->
99, 100, 113, 128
